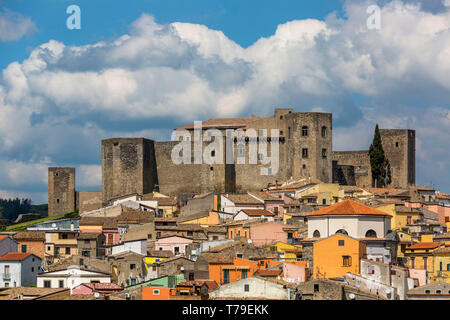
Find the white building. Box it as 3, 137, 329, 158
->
220, 194, 264, 215
233, 209, 275, 222
209, 277, 293, 300
37, 265, 111, 291
306, 200, 392, 239
0, 253, 42, 288
109, 239, 147, 256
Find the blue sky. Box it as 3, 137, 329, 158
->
0, 0, 449, 203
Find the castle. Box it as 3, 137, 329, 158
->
48, 108, 415, 216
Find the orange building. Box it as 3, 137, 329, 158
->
227, 224, 251, 240
209, 257, 263, 285
313, 233, 366, 279
13, 231, 46, 259
142, 286, 174, 300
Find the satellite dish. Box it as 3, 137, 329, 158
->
386, 289, 391, 294
349, 293, 355, 300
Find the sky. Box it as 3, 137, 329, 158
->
0, 0, 449, 204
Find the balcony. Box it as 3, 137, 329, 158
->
2, 273, 11, 280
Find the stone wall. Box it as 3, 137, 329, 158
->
76, 190, 103, 214
48, 167, 75, 216
332, 151, 371, 187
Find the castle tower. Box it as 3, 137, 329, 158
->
285, 112, 333, 183
48, 167, 76, 217
380, 129, 415, 188
102, 138, 158, 205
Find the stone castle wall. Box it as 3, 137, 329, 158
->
48, 167, 75, 216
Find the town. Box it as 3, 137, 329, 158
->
0, 108, 449, 301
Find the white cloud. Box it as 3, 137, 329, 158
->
0, 8, 36, 42
0, 1, 450, 202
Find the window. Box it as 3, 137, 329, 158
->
211, 150, 215, 157
148, 234, 152, 239
280, 131, 283, 136
223, 270, 230, 284
321, 126, 327, 137
44, 280, 51, 288
20, 244, 27, 253
56, 199, 60, 203
31, 267, 34, 272
130, 264, 136, 270
302, 148, 308, 158
237, 144, 245, 157
423, 257, 428, 270
62, 234, 68, 239
335, 229, 348, 235
313, 230, 321, 238
241, 270, 248, 279
59, 280, 64, 288
395, 142, 399, 147
236, 253, 243, 259
84, 239, 90, 244
322, 148, 327, 158
268, 167, 272, 175
65, 247, 71, 255
411, 257, 415, 269
322, 198, 326, 205
258, 129, 265, 137
130, 278, 136, 286
425, 290, 430, 294
342, 256, 352, 267
314, 284, 319, 292
47, 246, 51, 251
365, 230, 377, 238
187, 231, 193, 237
288, 127, 291, 138
259, 261, 264, 266
447, 264, 450, 271
436, 290, 442, 294
301, 126, 308, 136
302, 164, 306, 169
280, 115, 283, 120
244, 284, 250, 292
258, 153, 263, 160
157, 232, 161, 238
153, 289, 160, 295
174, 246, 180, 254
230, 230, 233, 238
338, 240, 345, 246
244, 230, 248, 238
440, 261, 443, 271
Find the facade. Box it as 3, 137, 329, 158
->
306, 200, 392, 239
109, 239, 147, 256
77, 232, 106, 258
0, 235, 18, 257
313, 234, 366, 279
108, 251, 146, 287
0, 253, 42, 288
13, 231, 45, 259
48, 167, 76, 217
233, 209, 275, 222
44, 231, 78, 264
155, 236, 193, 256
37, 265, 111, 290
407, 282, 450, 300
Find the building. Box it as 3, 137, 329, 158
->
155, 235, 193, 256
0, 253, 42, 288
431, 247, 450, 283
404, 242, 443, 275
37, 265, 111, 290
107, 251, 146, 287
142, 286, 174, 300
77, 232, 106, 259
313, 234, 366, 279
407, 282, 450, 300
109, 239, 147, 256
0, 235, 18, 257
221, 194, 264, 215
44, 230, 78, 264
208, 257, 261, 285
233, 209, 275, 222
48, 167, 76, 216
208, 276, 294, 300
146, 256, 195, 280
13, 231, 46, 259
306, 200, 392, 239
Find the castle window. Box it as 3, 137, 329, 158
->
288, 127, 291, 138
301, 126, 308, 136
321, 126, 327, 137
54, 172, 58, 176
395, 142, 399, 147
56, 199, 60, 203
237, 144, 245, 157
322, 148, 327, 158
280, 115, 283, 120
267, 168, 272, 175
258, 129, 265, 137
302, 148, 308, 158
280, 130, 283, 136
211, 150, 215, 157
210, 166, 214, 171
302, 164, 306, 169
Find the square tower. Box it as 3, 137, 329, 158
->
48, 167, 76, 216
102, 138, 158, 205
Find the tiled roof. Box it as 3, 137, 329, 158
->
13, 231, 45, 241
255, 269, 282, 276
177, 280, 219, 291
147, 249, 174, 258
0, 252, 32, 261
406, 242, 439, 250
248, 192, 284, 202
240, 209, 274, 217
436, 192, 450, 200
141, 193, 177, 206
79, 217, 118, 229
0, 235, 9, 241
414, 186, 435, 191
224, 194, 264, 205
433, 247, 450, 254
78, 232, 102, 240
306, 200, 391, 217
81, 283, 123, 290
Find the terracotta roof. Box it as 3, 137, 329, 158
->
406, 242, 439, 250
78, 232, 102, 240
255, 269, 282, 276
224, 194, 264, 205
0, 252, 32, 261
414, 186, 435, 191
81, 283, 123, 291
177, 280, 219, 291
13, 231, 45, 241
433, 247, 450, 254
147, 249, 174, 258
248, 192, 284, 202
175, 117, 256, 130
204, 226, 228, 233
436, 192, 450, 200
0, 235, 9, 241
240, 209, 274, 217
306, 200, 391, 217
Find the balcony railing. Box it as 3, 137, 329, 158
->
2, 273, 11, 280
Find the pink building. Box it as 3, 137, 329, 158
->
409, 269, 427, 287
405, 202, 450, 225
248, 192, 285, 219
72, 282, 123, 295
155, 236, 193, 256
249, 222, 290, 246
282, 262, 308, 283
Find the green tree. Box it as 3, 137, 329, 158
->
369, 124, 392, 188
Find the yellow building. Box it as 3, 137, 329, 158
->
431, 248, 450, 283
142, 192, 178, 218
376, 204, 422, 230
177, 211, 219, 227
337, 186, 372, 201
404, 242, 442, 273
44, 231, 78, 263
296, 183, 339, 205
266, 241, 302, 261
397, 231, 414, 259
313, 234, 366, 279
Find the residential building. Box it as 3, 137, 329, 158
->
71, 282, 123, 295
44, 231, 78, 264
109, 238, 147, 256
0, 253, 42, 288
107, 251, 146, 287
37, 265, 111, 290
13, 231, 46, 259
220, 194, 264, 215
407, 282, 450, 300
248, 191, 285, 218
430, 247, 450, 284
155, 235, 193, 256
0, 235, 18, 257
233, 209, 275, 222
146, 256, 195, 280
77, 232, 106, 258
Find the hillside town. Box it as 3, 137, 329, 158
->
0, 111, 449, 300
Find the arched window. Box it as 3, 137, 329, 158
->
365, 229, 377, 238
301, 126, 308, 137
237, 143, 245, 157
321, 126, 327, 137
313, 230, 321, 238
335, 229, 348, 235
